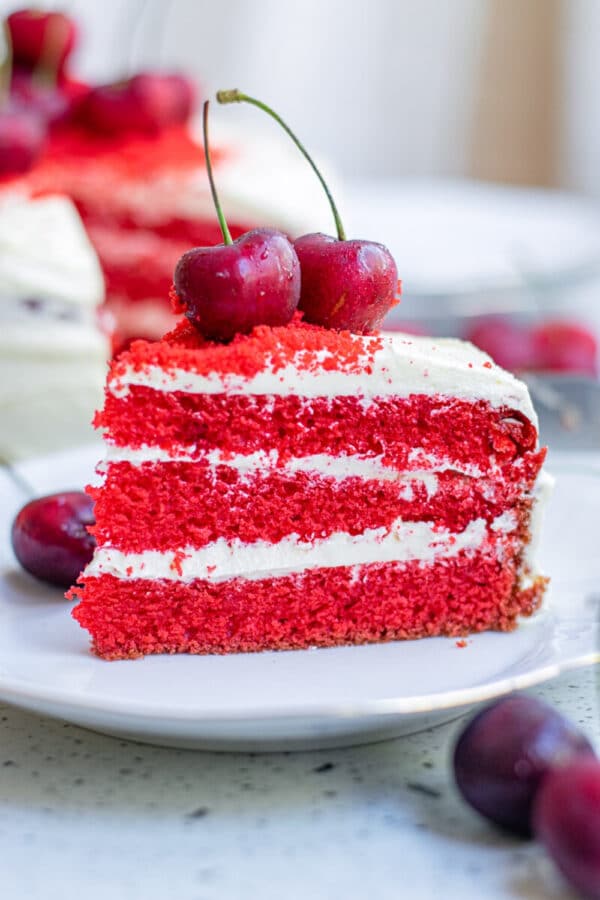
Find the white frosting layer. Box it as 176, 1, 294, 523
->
84, 512, 517, 584
0, 193, 105, 307
111, 332, 537, 424
103, 445, 439, 495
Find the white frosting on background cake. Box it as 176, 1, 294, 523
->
0, 195, 109, 461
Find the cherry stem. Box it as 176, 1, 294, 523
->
0, 20, 12, 107
203, 99, 232, 245
217, 89, 346, 241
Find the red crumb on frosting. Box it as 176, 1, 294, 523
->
109, 315, 384, 382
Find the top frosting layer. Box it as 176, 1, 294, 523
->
0, 193, 105, 308
109, 319, 538, 425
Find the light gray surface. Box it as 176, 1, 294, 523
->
0, 669, 596, 899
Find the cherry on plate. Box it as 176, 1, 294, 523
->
534, 757, 600, 898
453, 695, 595, 836
11, 491, 96, 588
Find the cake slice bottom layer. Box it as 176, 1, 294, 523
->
70, 552, 547, 660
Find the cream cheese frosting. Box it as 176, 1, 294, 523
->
84, 512, 517, 584
111, 331, 538, 425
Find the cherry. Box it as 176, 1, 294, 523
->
534, 757, 600, 898
0, 105, 46, 175
453, 695, 595, 836
217, 89, 399, 333
173, 101, 300, 341
7, 9, 77, 79
11, 491, 96, 588
465, 317, 537, 372
77, 72, 195, 135
531, 319, 598, 377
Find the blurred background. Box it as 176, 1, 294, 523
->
3, 0, 600, 450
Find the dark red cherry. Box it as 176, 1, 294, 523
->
11, 491, 96, 588
453, 695, 595, 836
7, 9, 78, 78
531, 319, 598, 376
174, 228, 300, 342
534, 757, 600, 898
465, 317, 537, 372
294, 232, 399, 332
77, 73, 196, 135
0, 106, 46, 175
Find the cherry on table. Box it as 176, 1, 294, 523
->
534, 757, 600, 898
7, 9, 78, 78
453, 695, 595, 836
0, 106, 46, 175
11, 491, 96, 588
173, 100, 300, 341
217, 89, 400, 333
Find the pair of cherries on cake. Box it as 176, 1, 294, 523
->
173, 91, 400, 340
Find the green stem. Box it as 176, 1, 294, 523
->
217, 89, 346, 241
203, 99, 232, 245
0, 20, 12, 107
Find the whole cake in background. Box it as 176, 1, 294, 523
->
0, 8, 336, 350
0, 192, 108, 461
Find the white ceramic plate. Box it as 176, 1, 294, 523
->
0, 447, 598, 751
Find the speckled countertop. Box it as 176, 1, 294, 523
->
0, 668, 596, 899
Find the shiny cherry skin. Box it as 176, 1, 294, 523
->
534, 757, 600, 898
0, 106, 46, 175
531, 319, 598, 377
77, 73, 195, 135
453, 695, 595, 836
7, 9, 78, 78
174, 228, 301, 342
11, 491, 96, 588
465, 317, 537, 372
294, 233, 399, 332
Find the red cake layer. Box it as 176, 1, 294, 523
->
70, 551, 547, 660
100, 389, 541, 475
92, 460, 536, 552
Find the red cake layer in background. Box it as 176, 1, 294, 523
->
69, 320, 550, 659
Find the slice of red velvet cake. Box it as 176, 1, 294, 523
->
69, 319, 549, 660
